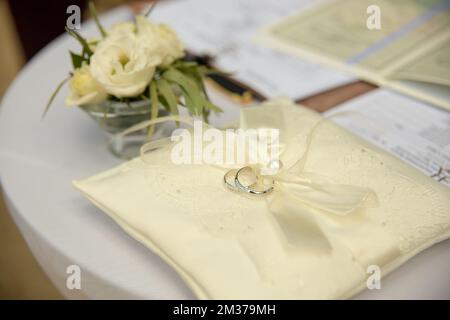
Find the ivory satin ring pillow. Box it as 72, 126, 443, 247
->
74, 99, 450, 299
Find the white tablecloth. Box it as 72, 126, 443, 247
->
0, 6, 449, 299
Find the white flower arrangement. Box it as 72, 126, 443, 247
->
45, 1, 222, 125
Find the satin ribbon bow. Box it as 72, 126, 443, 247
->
120, 100, 376, 216
121, 99, 398, 268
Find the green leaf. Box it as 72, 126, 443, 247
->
162, 66, 223, 119
175, 64, 222, 114
100, 100, 113, 128
202, 109, 210, 123
203, 98, 222, 113
163, 68, 203, 115
173, 60, 198, 70
157, 95, 171, 113
65, 27, 93, 57
163, 68, 199, 93
156, 78, 178, 117
88, 1, 107, 38
180, 87, 196, 115
150, 82, 159, 118
147, 81, 159, 138
184, 66, 205, 90
42, 75, 71, 119
70, 51, 84, 69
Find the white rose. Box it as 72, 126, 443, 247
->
136, 15, 185, 66
89, 28, 161, 98
66, 64, 107, 106
108, 21, 136, 37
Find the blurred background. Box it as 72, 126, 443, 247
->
0, 0, 151, 300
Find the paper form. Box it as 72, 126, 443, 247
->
325, 89, 450, 186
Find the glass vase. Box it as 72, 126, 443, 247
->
80, 99, 173, 159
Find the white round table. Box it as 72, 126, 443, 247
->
0, 6, 449, 300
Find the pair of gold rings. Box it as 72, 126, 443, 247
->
223, 166, 274, 196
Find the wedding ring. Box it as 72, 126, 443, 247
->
234, 166, 274, 196
223, 169, 240, 192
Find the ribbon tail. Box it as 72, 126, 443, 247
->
279, 176, 377, 216
268, 193, 332, 254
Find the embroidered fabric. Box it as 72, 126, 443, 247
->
74, 99, 450, 299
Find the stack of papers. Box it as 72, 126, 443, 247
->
325, 90, 450, 186
259, 0, 450, 110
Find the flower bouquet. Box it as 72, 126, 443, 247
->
45, 2, 222, 158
